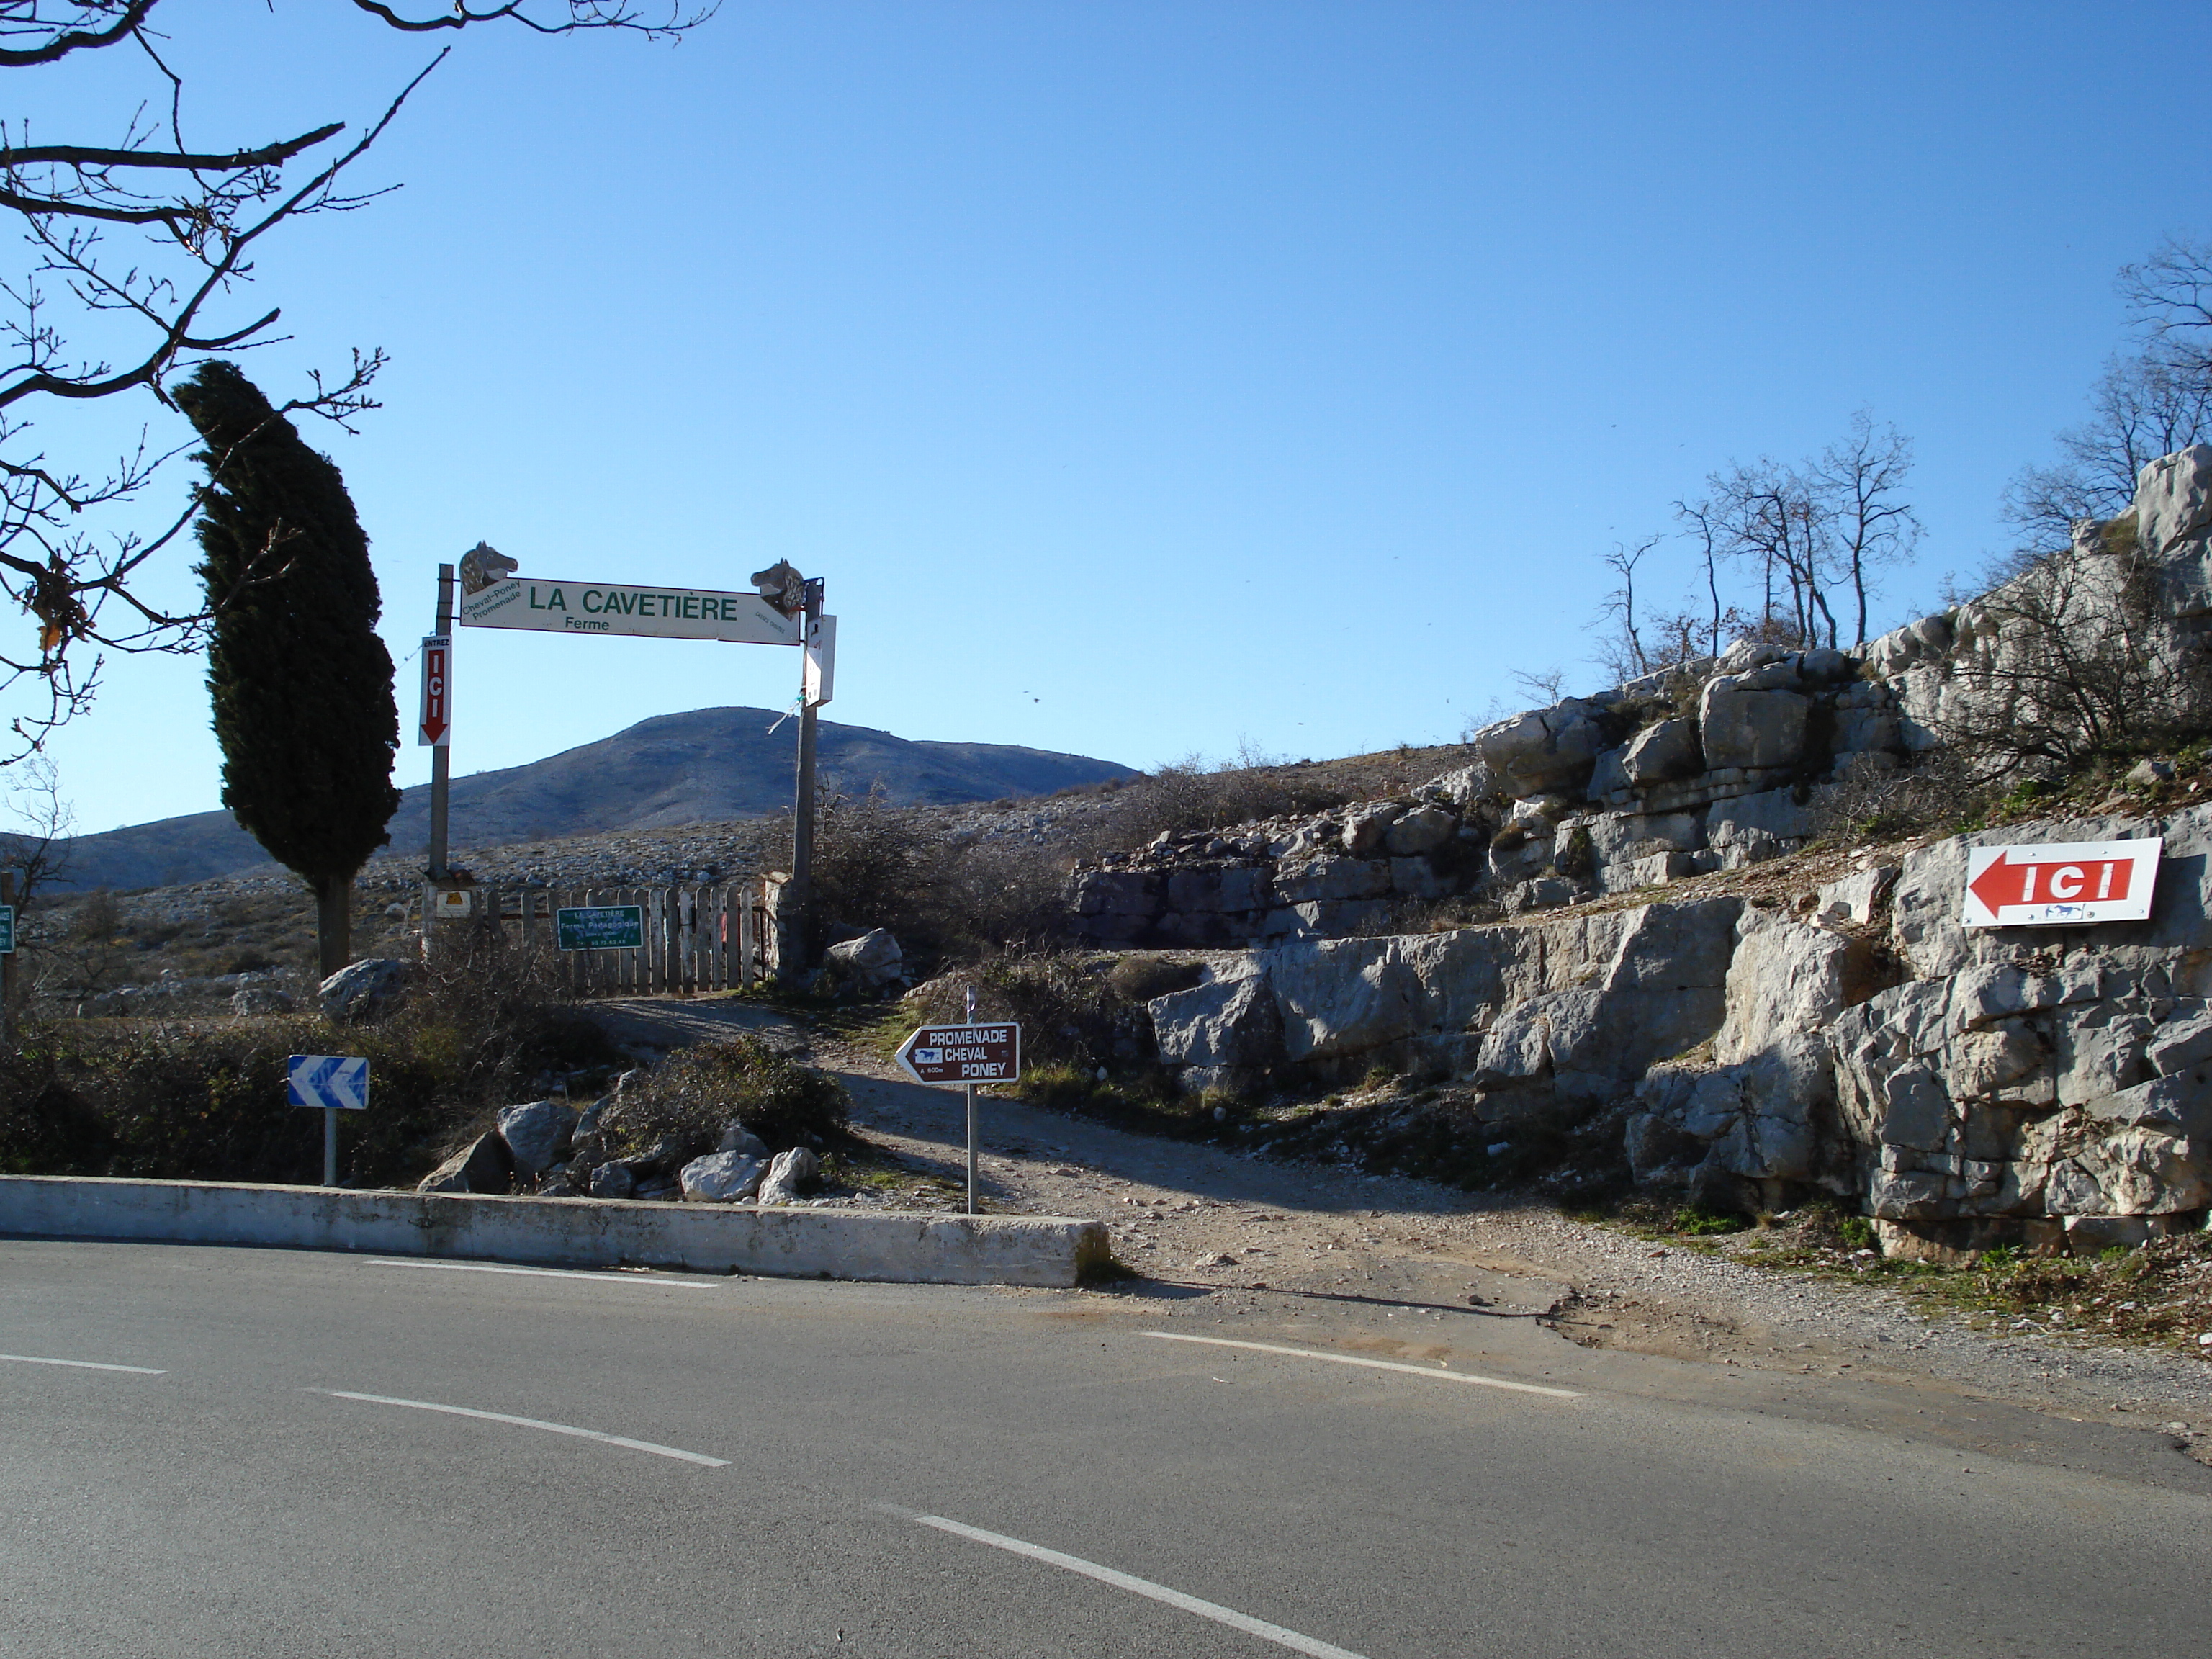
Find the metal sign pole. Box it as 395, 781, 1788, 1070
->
425, 562, 455, 953
963, 984, 979, 1215
785, 577, 825, 983
323, 1107, 338, 1187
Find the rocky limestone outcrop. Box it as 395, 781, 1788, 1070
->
1142, 795, 2212, 1253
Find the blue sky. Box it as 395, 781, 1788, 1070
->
25, 1, 2212, 835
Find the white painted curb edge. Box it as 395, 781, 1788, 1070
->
0, 1176, 1112, 1289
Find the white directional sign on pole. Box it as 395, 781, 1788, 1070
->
1962, 837, 2162, 927
287, 1054, 370, 1111
804, 613, 837, 707
459, 575, 802, 645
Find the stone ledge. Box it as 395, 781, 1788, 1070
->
0, 1177, 1111, 1289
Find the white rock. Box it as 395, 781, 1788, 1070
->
680, 1150, 767, 1202
757, 1146, 822, 1205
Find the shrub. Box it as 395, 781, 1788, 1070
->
602, 1034, 849, 1161
0, 940, 617, 1186
1105, 956, 1203, 1004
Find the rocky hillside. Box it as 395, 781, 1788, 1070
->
53, 706, 1137, 891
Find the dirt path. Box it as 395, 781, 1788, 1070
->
588, 994, 2212, 1434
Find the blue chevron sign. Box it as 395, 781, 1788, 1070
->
287, 1054, 369, 1112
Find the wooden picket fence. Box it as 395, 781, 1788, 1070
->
469, 882, 773, 996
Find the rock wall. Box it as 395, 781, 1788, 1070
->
1143, 800, 2212, 1252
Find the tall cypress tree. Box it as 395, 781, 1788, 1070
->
178, 361, 400, 976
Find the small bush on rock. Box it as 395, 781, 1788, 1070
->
603, 1035, 850, 1162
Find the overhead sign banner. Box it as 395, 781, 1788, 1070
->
895, 1023, 1022, 1087
459, 576, 802, 647
556, 904, 646, 952
1962, 837, 2162, 927
418, 634, 451, 747
288, 1054, 370, 1112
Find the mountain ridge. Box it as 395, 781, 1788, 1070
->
59, 706, 1136, 891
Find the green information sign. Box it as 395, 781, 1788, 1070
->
555, 904, 644, 952
0, 904, 14, 955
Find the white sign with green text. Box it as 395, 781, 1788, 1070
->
459, 576, 802, 646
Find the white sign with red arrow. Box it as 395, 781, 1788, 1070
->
1961, 837, 2162, 927
418, 634, 451, 748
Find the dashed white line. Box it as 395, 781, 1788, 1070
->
0, 1352, 163, 1375
1140, 1331, 1583, 1398
315, 1390, 730, 1466
910, 1514, 1370, 1659
361, 1259, 717, 1289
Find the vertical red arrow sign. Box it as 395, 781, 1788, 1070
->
418, 634, 451, 747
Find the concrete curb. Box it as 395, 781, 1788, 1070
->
0, 1177, 1113, 1288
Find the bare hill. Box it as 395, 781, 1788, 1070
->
58, 706, 1136, 891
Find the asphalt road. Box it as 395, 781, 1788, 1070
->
4, 1241, 2208, 1658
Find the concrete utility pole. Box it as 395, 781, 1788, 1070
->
785, 575, 825, 982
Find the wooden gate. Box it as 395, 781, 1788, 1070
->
471, 881, 770, 996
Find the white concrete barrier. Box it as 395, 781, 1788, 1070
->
0, 1177, 1112, 1288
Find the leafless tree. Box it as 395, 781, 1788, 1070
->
1812, 413, 1921, 649
0, 0, 711, 760
1590, 534, 1662, 684
1707, 458, 1838, 649
1936, 523, 2212, 781
1674, 496, 1726, 657
0, 752, 71, 904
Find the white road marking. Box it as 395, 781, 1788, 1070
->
1140, 1331, 1583, 1398
361, 1259, 716, 1289
315, 1390, 730, 1466
0, 1352, 163, 1375
912, 1514, 1370, 1659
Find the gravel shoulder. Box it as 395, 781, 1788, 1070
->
590, 993, 2212, 1454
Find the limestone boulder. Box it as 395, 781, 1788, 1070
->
757, 1146, 822, 1205
825, 928, 903, 992
229, 984, 294, 1016
2045, 1129, 2208, 1216
1344, 802, 1407, 857
1149, 968, 1285, 1075
588, 1161, 636, 1200
1698, 678, 1809, 770
1273, 856, 1390, 904
418, 1132, 513, 1195
1621, 718, 1702, 786
1714, 912, 1849, 1065
1384, 806, 1455, 857
496, 1099, 580, 1177
318, 958, 410, 1023
680, 1150, 767, 1202
717, 1122, 770, 1158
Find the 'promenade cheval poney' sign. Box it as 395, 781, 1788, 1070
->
894, 1023, 1022, 1086
1961, 837, 2162, 928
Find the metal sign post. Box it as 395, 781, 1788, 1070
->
0, 873, 16, 1048
893, 988, 1020, 1217
288, 1054, 370, 1187
423, 564, 456, 953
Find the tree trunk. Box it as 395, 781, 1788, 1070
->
315, 875, 352, 977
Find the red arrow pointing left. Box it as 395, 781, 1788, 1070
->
1967, 848, 2134, 914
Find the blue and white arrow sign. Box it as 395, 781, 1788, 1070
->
287, 1054, 370, 1112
